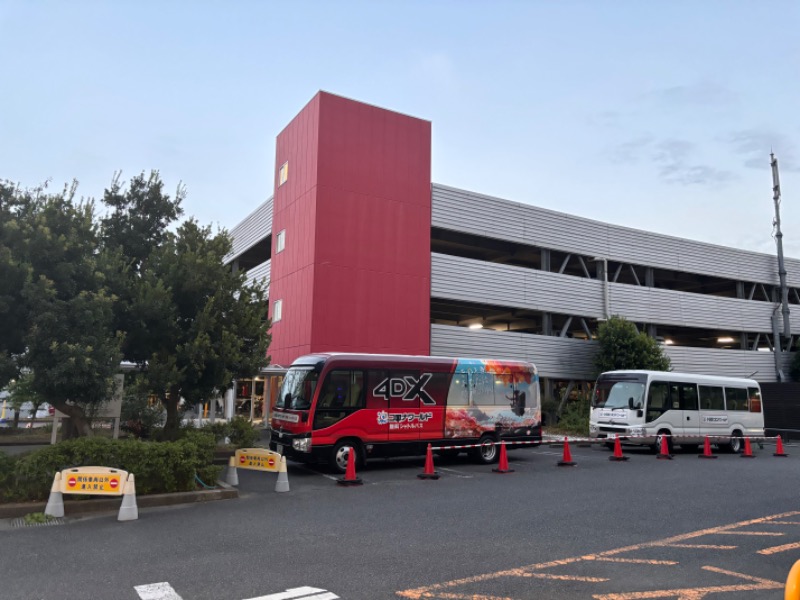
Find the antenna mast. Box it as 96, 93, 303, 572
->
772, 152, 791, 356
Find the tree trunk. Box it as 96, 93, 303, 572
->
50, 400, 93, 438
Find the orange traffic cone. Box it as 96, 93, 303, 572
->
698, 436, 717, 459
774, 435, 789, 457
493, 441, 515, 473
741, 437, 755, 458
336, 448, 363, 486
656, 435, 673, 460
557, 437, 577, 467
609, 435, 629, 462
418, 443, 440, 479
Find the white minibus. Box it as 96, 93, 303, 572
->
589, 370, 764, 454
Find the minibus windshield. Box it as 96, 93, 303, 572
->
276, 367, 319, 410
593, 380, 645, 409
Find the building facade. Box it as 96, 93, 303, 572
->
227, 92, 799, 409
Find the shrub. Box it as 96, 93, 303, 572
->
5, 432, 220, 502
228, 416, 260, 448
0, 453, 18, 502
553, 393, 591, 437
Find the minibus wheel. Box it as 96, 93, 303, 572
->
330, 439, 363, 474
470, 434, 499, 464
653, 430, 673, 455
723, 431, 743, 454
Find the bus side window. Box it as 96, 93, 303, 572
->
725, 387, 748, 411
470, 372, 495, 406
446, 372, 470, 406
748, 387, 762, 413
679, 383, 698, 411
699, 386, 724, 410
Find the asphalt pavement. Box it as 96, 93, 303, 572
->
1, 441, 799, 600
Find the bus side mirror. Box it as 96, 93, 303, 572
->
628, 397, 635, 409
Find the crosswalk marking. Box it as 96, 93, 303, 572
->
244, 587, 339, 600
134, 582, 184, 600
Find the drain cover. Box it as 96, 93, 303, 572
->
11, 517, 66, 528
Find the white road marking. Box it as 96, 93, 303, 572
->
134, 582, 184, 600
244, 587, 339, 600
294, 464, 340, 481
437, 467, 473, 478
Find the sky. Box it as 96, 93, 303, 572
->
1, 1, 799, 257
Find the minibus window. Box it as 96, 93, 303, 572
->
646, 381, 669, 422
277, 368, 319, 410
748, 387, 762, 413
699, 386, 724, 410
447, 372, 470, 406
471, 373, 495, 406
593, 381, 644, 409
678, 383, 698, 411
725, 387, 748, 411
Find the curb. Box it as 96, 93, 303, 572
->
0, 481, 238, 519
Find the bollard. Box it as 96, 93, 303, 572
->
44, 472, 64, 518
117, 474, 139, 521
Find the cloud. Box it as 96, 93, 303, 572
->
725, 130, 800, 172
647, 81, 738, 107
609, 136, 736, 186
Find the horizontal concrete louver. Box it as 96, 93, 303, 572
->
431, 184, 799, 288
226, 197, 273, 263
431, 253, 800, 334
244, 260, 270, 289
431, 324, 792, 383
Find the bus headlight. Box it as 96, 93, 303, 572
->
292, 437, 312, 453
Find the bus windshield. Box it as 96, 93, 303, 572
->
593, 380, 645, 409
276, 367, 320, 410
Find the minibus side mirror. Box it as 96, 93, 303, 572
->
628, 397, 635, 409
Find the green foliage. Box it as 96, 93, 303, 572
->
0, 452, 17, 500
554, 393, 591, 436
23, 512, 56, 524
4, 432, 219, 502
120, 377, 165, 439
228, 416, 260, 448
594, 316, 671, 376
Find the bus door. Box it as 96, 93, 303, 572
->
674, 382, 700, 441
365, 369, 389, 444
698, 385, 727, 438
312, 370, 366, 444
386, 370, 422, 442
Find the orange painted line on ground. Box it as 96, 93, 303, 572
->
716, 530, 784, 536
592, 557, 679, 565
591, 566, 783, 600
395, 511, 800, 599
521, 573, 609, 582
757, 541, 800, 555
663, 544, 737, 550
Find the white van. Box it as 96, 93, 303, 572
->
589, 370, 764, 453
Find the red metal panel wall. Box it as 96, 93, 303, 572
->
268, 91, 432, 366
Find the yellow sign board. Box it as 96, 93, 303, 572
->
235, 448, 282, 472
60, 466, 128, 496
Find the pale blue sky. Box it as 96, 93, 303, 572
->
2, 1, 799, 256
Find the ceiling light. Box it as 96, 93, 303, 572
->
717, 337, 735, 343
468, 323, 483, 329
663, 339, 674, 345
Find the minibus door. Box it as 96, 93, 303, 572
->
365, 369, 389, 444
675, 382, 701, 443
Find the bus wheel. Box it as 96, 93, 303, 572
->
723, 431, 743, 454
470, 435, 499, 465
653, 431, 673, 455
330, 439, 363, 474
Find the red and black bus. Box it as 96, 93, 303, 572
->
268, 353, 541, 472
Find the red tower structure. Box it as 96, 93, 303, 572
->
268, 92, 432, 366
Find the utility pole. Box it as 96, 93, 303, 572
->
771, 152, 790, 380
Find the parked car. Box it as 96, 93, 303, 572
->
0, 400, 54, 428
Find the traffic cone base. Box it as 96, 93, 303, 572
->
558, 437, 577, 467
609, 436, 629, 462
418, 444, 441, 479
656, 435, 673, 460
337, 447, 363, 486
275, 456, 290, 492
698, 436, 718, 459
741, 437, 755, 458
493, 441, 515, 473
774, 435, 788, 457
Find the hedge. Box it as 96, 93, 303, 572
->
2, 430, 222, 503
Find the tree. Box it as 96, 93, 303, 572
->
100, 176, 270, 439
0, 180, 122, 436
594, 316, 671, 376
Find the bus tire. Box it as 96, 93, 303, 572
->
652, 430, 673, 455
470, 434, 499, 465
330, 439, 363, 474
722, 430, 743, 454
